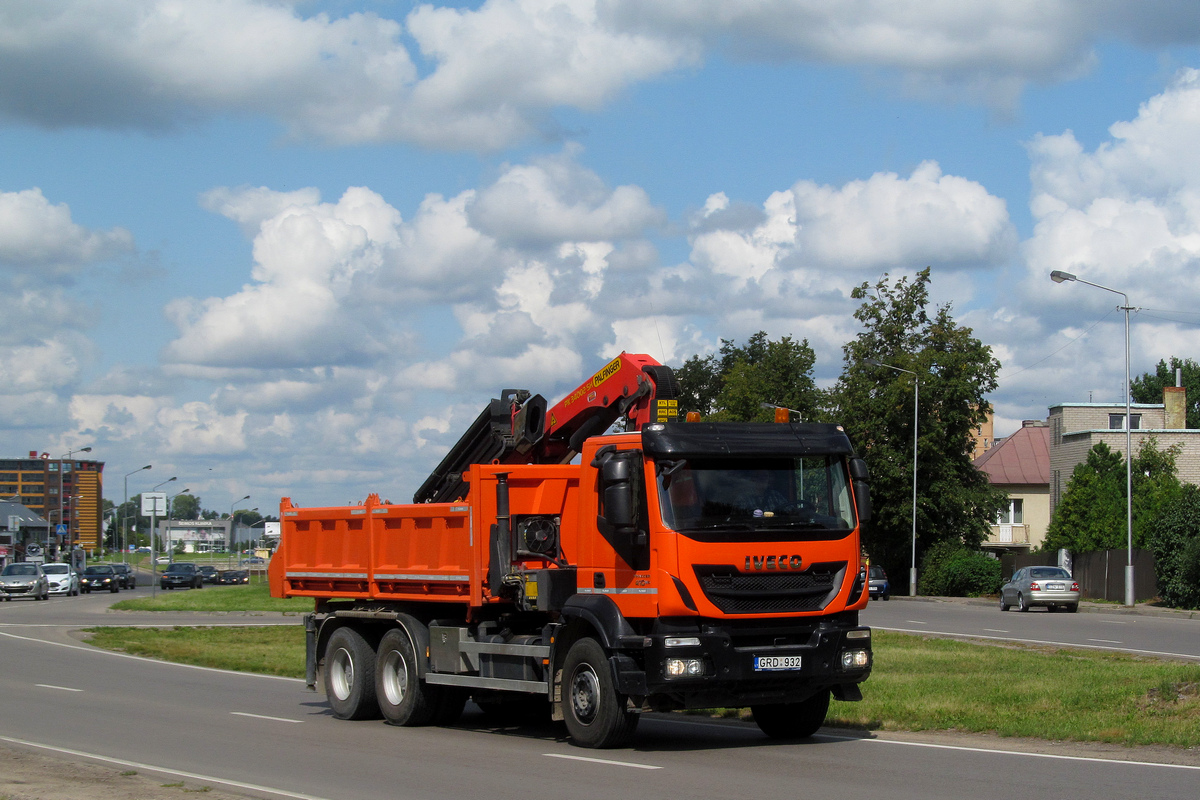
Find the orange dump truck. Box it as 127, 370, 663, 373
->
270, 355, 873, 748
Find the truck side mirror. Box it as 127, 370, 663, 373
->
594, 448, 643, 539
849, 457, 872, 524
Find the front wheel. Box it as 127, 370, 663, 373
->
752, 689, 830, 740
325, 626, 380, 720
375, 628, 442, 726
999, 594, 1009, 612
562, 638, 638, 748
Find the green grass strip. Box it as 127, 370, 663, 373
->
110, 582, 312, 613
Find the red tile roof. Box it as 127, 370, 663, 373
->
973, 423, 1050, 485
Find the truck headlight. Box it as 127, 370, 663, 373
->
665, 658, 706, 677
841, 649, 870, 669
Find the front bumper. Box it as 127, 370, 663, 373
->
1, 583, 37, 596
614, 618, 872, 709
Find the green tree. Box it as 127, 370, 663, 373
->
171, 493, 201, 520
829, 268, 1005, 586
673, 332, 821, 422
1043, 438, 1185, 553
1130, 357, 1200, 428
1147, 484, 1200, 609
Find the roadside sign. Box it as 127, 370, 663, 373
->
141, 492, 167, 515
55, 523, 68, 536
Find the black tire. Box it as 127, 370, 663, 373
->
883, 594, 890, 601
325, 626, 380, 720
111, 584, 119, 593
999, 594, 1009, 612
752, 689, 830, 740
1066, 603, 1079, 613
1018, 592, 1029, 612
562, 638, 639, 748
375, 628, 442, 726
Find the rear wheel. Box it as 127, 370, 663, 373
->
752, 689, 831, 739
375, 628, 442, 726
562, 638, 638, 748
1017, 592, 1029, 612
1066, 603, 1079, 613
325, 626, 380, 720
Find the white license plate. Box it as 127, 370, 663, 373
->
1047, 583, 1065, 590
754, 655, 802, 671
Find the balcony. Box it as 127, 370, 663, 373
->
983, 523, 1029, 548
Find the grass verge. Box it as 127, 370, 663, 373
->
110, 582, 312, 613
82, 623, 1200, 747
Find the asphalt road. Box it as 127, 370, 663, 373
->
861, 596, 1200, 661
2, 589, 1198, 800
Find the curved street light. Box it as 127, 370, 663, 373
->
1050, 269, 1136, 606
123, 465, 152, 561
865, 358, 920, 597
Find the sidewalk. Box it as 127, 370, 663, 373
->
889, 593, 1200, 620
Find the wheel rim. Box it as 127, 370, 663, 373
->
330, 647, 355, 701
380, 648, 409, 706
569, 664, 601, 725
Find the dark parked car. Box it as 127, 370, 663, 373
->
217, 569, 249, 585
160, 562, 203, 590
197, 565, 219, 584
868, 565, 890, 601
1, 562, 49, 600
80, 564, 120, 594
107, 562, 136, 589
1000, 566, 1080, 612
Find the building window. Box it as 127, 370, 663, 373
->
996, 499, 1024, 525
1109, 413, 1141, 430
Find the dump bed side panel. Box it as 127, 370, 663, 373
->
273, 495, 476, 604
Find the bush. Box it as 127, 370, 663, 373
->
918, 541, 1002, 597
1148, 485, 1200, 609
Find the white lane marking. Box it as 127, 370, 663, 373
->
1087, 638, 1123, 644
231, 712, 302, 724
543, 753, 662, 770
653, 717, 1200, 770
36, 684, 83, 692
0, 629, 304, 682
820, 733, 1200, 771
982, 629, 1009, 633
874, 626, 1200, 661
0, 735, 334, 800
1097, 620, 1128, 624
905, 620, 929, 625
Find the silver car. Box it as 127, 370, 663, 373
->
1000, 566, 1080, 613
1, 562, 50, 601
41, 562, 81, 596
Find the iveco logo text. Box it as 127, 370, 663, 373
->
745, 555, 803, 571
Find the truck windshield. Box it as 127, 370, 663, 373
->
656, 455, 855, 540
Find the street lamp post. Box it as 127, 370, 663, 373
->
57, 446, 91, 557
166, 489, 190, 557
1050, 269, 1136, 607
230, 495, 250, 565
866, 358, 920, 597
123, 465, 152, 562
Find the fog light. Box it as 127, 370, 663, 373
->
665, 658, 705, 677
841, 649, 869, 669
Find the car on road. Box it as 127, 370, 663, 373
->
161, 562, 203, 590
80, 564, 121, 594
108, 562, 137, 589
197, 565, 219, 584
1000, 566, 1080, 612
41, 562, 80, 596
1, 562, 49, 600
217, 569, 249, 585
241, 556, 266, 566
868, 564, 890, 601
155, 556, 171, 565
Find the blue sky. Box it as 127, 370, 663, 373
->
4, 1, 1200, 513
